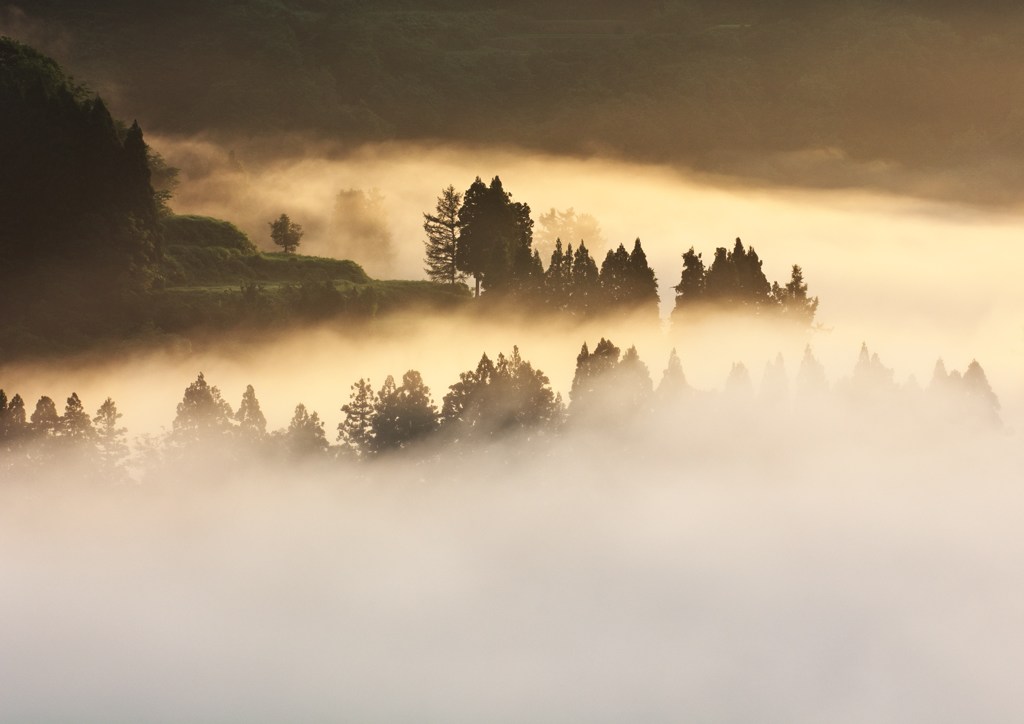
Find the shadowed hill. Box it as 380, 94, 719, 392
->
11, 1, 1024, 203
0, 37, 470, 361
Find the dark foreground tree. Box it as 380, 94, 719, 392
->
456, 176, 534, 297
673, 248, 706, 311
570, 242, 601, 316
269, 213, 304, 254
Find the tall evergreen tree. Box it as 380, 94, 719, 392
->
513, 248, 546, 303
703, 246, 735, 304
705, 239, 770, 308
93, 397, 128, 474
285, 403, 329, 457
172, 372, 234, 445
60, 392, 94, 442
443, 347, 560, 441
627, 239, 660, 314
598, 243, 632, 309
673, 247, 706, 314
773, 265, 819, 325
570, 338, 622, 408
849, 343, 896, 397
423, 185, 463, 285
235, 384, 268, 442
733, 240, 771, 304
962, 359, 1000, 425
30, 396, 60, 436
928, 359, 952, 393
656, 348, 691, 398
371, 371, 439, 453
5, 394, 27, 437
339, 378, 377, 457
724, 362, 755, 399
456, 176, 534, 296
544, 239, 573, 310
442, 353, 497, 431
570, 242, 600, 316
617, 345, 654, 408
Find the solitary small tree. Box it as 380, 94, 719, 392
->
269, 213, 304, 254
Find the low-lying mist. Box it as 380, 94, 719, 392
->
155, 136, 1024, 378
4, 138, 1024, 720
2, 380, 1021, 721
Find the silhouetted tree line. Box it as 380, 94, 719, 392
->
0, 390, 128, 481
426, 180, 819, 323
0, 342, 1002, 480
673, 237, 819, 323
424, 177, 659, 317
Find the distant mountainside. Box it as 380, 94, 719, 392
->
10, 0, 1024, 202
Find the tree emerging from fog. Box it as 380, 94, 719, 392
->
456, 176, 536, 297
171, 372, 235, 446
673, 238, 818, 325
370, 371, 440, 454
0, 342, 1006, 480
424, 177, 660, 318
441, 347, 562, 442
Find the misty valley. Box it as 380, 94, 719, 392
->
4, 11, 1024, 723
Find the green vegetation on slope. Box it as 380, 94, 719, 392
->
0, 37, 470, 361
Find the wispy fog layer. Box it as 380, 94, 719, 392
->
156, 137, 1024, 385
1, 402, 1022, 722
2, 141, 1023, 721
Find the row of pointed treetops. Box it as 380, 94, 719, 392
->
0, 342, 1000, 478
423, 177, 819, 324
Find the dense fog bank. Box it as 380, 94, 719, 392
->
1, 403, 1021, 721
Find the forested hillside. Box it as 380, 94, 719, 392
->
0, 37, 469, 360
10, 0, 1024, 202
